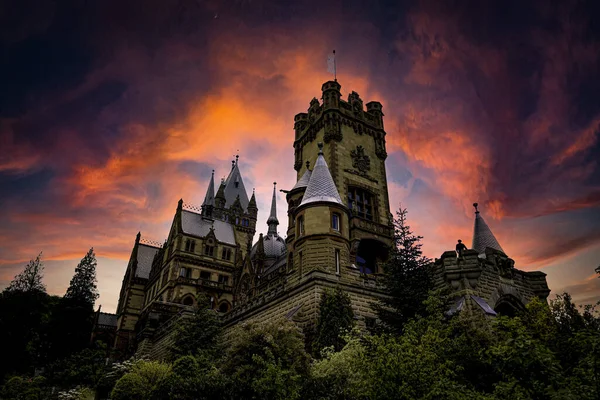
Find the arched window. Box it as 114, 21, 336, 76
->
182, 296, 194, 306
219, 302, 230, 313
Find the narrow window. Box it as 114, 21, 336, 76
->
190, 240, 195, 252
332, 213, 340, 231
184, 240, 191, 252
335, 249, 340, 274
298, 216, 304, 236
179, 267, 187, 277
204, 244, 214, 257
299, 251, 303, 275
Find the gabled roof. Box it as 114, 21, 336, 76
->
472, 203, 505, 255
223, 160, 250, 211
292, 168, 312, 190
135, 244, 160, 279
181, 209, 236, 245
300, 144, 343, 206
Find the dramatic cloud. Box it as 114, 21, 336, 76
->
1, 0, 599, 311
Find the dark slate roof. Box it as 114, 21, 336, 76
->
135, 244, 160, 279
472, 210, 505, 255
251, 233, 287, 260
471, 295, 497, 316
291, 168, 312, 190
181, 209, 236, 245
223, 162, 250, 211
97, 312, 118, 327
263, 253, 287, 276
300, 150, 343, 206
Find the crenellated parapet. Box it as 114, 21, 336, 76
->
432, 247, 551, 316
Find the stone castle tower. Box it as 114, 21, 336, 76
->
227, 80, 394, 331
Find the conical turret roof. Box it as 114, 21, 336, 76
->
300, 143, 343, 206
472, 203, 505, 255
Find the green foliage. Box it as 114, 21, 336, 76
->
5, 253, 46, 294
170, 294, 223, 362
45, 345, 109, 389
312, 287, 355, 357
111, 360, 172, 400
64, 248, 99, 307
375, 207, 433, 334
0, 376, 46, 400
57, 386, 94, 400
167, 355, 228, 400
222, 319, 311, 400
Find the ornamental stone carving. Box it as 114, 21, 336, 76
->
351, 145, 370, 173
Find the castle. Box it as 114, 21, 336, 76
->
92, 80, 550, 359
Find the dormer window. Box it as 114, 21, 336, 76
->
204, 244, 214, 257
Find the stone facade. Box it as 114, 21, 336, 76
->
98, 79, 550, 361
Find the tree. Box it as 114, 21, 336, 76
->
170, 294, 223, 362
375, 207, 433, 334
222, 320, 311, 400
5, 252, 46, 293
111, 360, 172, 400
312, 287, 355, 357
64, 248, 99, 306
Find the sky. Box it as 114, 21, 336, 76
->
1, 0, 599, 313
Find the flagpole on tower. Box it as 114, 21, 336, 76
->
327, 50, 337, 82
333, 50, 336, 81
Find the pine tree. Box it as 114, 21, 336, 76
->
6, 252, 46, 293
375, 207, 433, 334
65, 247, 99, 306
312, 287, 355, 357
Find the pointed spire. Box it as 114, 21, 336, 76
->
267, 182, 279, 235
248, 189, 257, 209
202, 170, 215, 216
472, 202, 505, 255
300, 143, 343, 206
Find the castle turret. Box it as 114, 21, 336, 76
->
292, 142, 349, 279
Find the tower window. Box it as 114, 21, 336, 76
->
298, 216, 305, 236
332, 213, 340, 231
348, 187, 376, 221
335, 249, 340, 274
179, 267, 190, 278
204, 244, 215, 257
